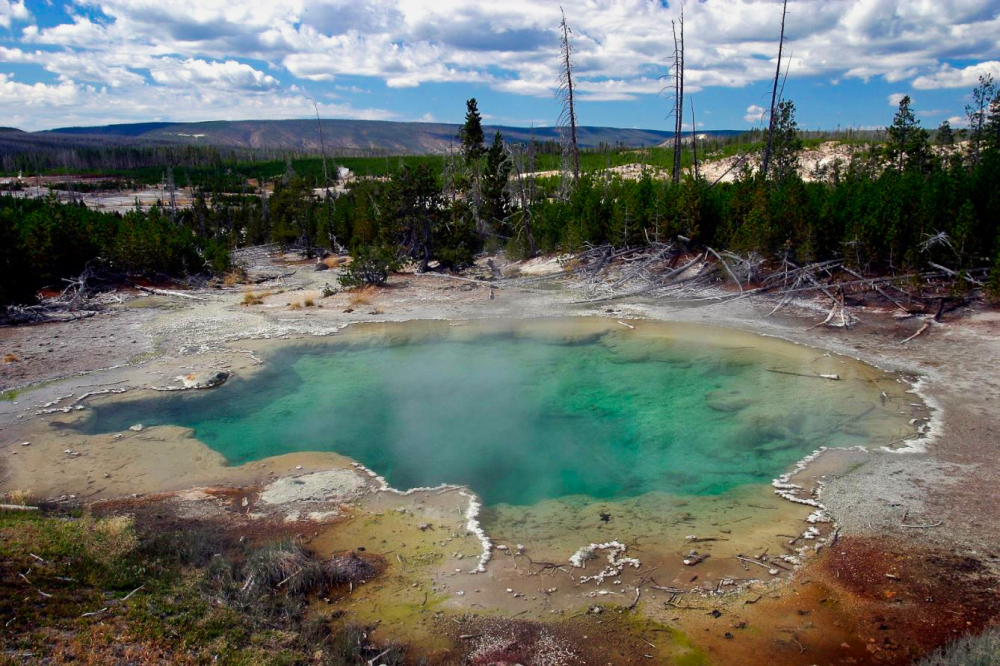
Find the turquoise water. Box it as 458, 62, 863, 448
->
78, 320, 909, 505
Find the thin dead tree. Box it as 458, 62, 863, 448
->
311, 98, 331, 199
310, 98, 342, 252
690, 97, 699, 179
558, 7, 581, 184
507, 142, 538, 257
670, 4, 685, 184
165, 166, 178, 224
760, 0, 789, 180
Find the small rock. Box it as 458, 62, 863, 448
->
129, 424, 143, 432
417, 523, 431, 531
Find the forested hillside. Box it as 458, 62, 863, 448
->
2, 80, 999, 313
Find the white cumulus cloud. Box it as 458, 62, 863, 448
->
744, 104, 765, 124
0, 0, 29, 28
912, 61, 1000, 90
2, 0, 999, 127
0, 72, 82, 106
148, 58, 280, 90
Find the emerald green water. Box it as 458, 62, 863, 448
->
78, 320, 914, 506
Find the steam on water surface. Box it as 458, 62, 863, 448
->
79, 320, 916, 506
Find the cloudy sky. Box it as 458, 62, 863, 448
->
1, 0, 998, 131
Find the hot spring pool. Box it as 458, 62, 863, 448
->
78, 319, 921, 506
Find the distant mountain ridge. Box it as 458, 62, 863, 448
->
41, 119, 741, 154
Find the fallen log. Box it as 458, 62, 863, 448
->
134, 285, 206, 301
0, 504, 39, 512
901, 321, 931, 344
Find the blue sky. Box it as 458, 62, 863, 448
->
1, 0, 998, 132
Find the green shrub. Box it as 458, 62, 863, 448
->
340, 245, 399, 287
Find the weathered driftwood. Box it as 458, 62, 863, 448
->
0, 504, 40, 512
133, 285, 206, 301
901, 321, 931, 344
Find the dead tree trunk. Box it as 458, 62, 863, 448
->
312, 99, 330, 198
559, 7, 581, 183
671, 5, 685, 184
507, 143, 538, 256
690, 97, 699, 180
760, 0, 788, 180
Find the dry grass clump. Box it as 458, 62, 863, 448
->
503, 265, 523, 279
320, 255, 351, 269
304, 298, 315, 307
2, 489, 34, 506
327, 551, 385, 586
223, 268, 248, 286
2, 353, 19, 364
243, 542, 328, 598
81, 514, 139, 564
348, 285, 381, 308
288, 301, 303, 310
241, 290, 269, 306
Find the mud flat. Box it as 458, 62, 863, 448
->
2, 255, 999, 664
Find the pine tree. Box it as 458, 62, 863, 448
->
935, 120, 954, 146
481, 131, 511, 235
459, 98, 485, 163
967, 74, 996, 164
459, 98, 486, 236
769, 99, 802, 182
887, 96, 930, 173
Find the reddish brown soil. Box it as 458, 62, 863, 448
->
671, 536, 1000, 666
817, 536, 1000, 662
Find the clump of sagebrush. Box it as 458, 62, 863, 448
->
917, 626, 1000, 666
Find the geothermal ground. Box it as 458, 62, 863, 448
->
2, 251, 999, 665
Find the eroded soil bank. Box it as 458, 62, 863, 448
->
2, 253, 999, 664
